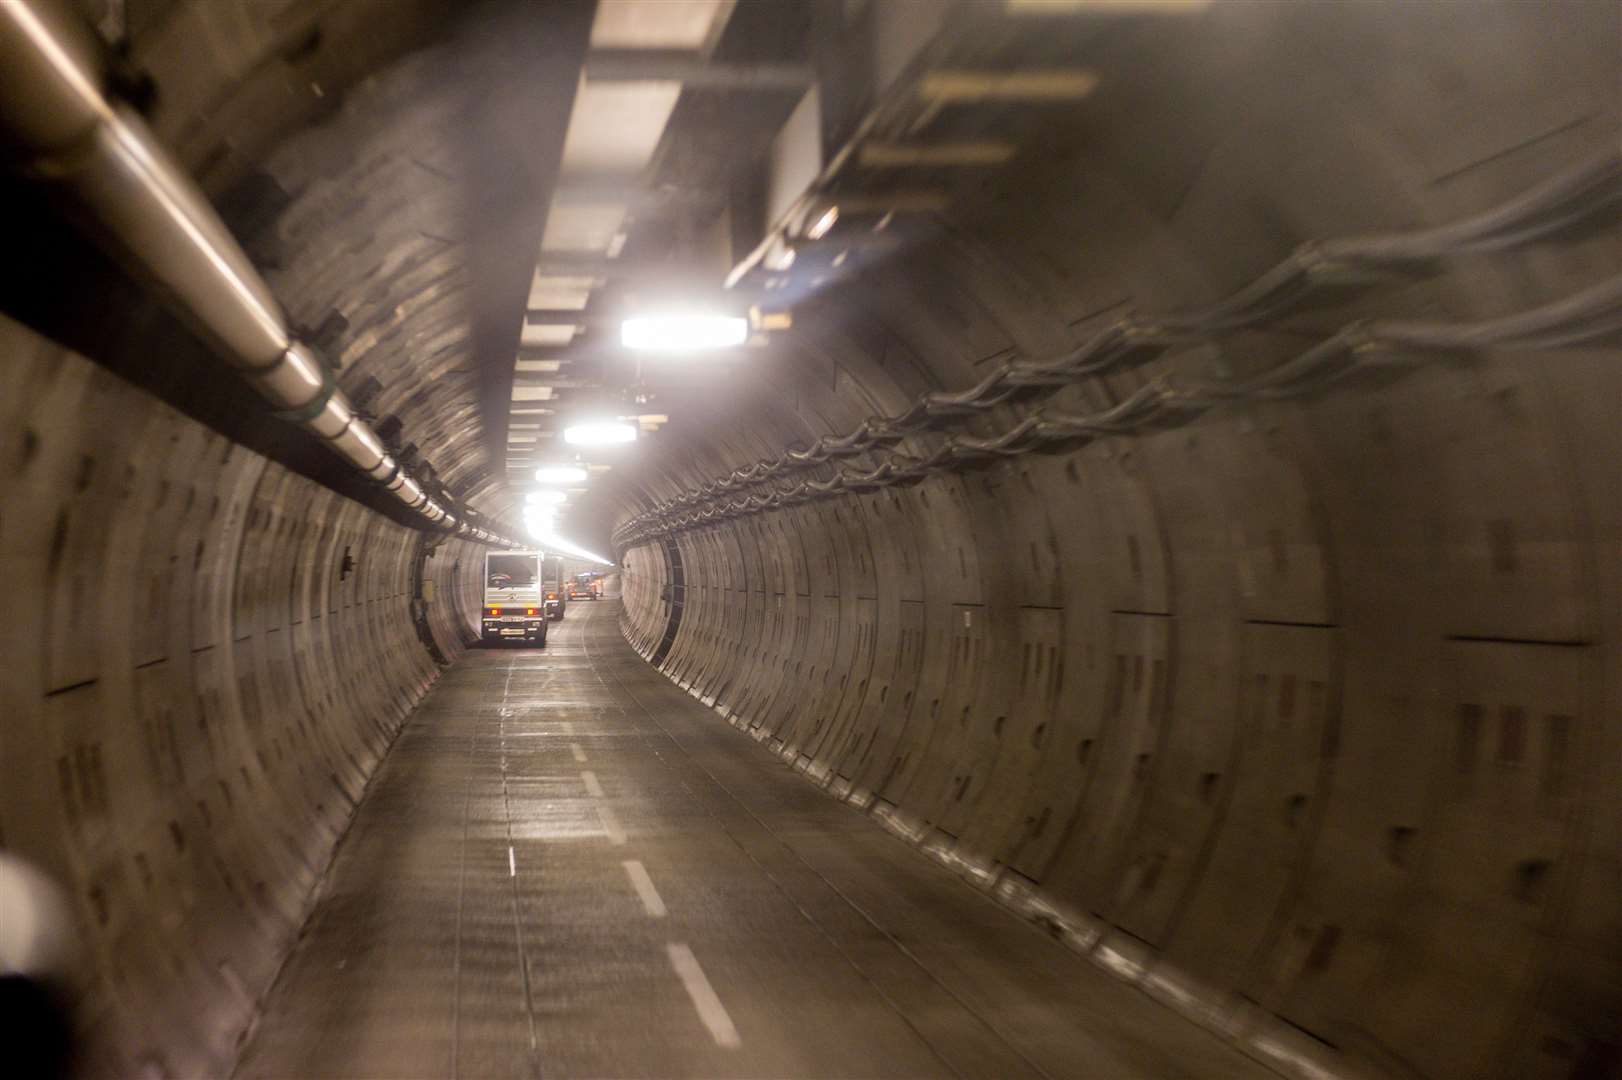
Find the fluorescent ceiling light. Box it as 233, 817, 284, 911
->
535, 465, 589, 484
621, 314, 749, 352
806, 205, 838, 239
564, 420, 638, 446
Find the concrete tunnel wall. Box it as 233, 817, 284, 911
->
613, 5, 1622, 1079
0, 1, 1616, 1079
0, 2, 569, 1074
0, 316, 492, 1077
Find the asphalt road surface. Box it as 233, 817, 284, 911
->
235, 600, 1272, 1079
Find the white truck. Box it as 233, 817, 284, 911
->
481, 550, 548, 645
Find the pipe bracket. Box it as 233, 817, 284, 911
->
271, 358, 338, 425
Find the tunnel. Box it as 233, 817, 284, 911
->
1, 0, 1618, 1077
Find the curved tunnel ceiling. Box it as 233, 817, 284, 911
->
0, 1, 1618, 1078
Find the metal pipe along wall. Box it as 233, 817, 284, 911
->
0, 0, 519, 547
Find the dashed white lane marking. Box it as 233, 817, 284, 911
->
596, 804, 627, 846
508, 845, 516, 878
570, 742, 588, 763
666, 944, 741, 1049
621, 860, 667, 918
581, 770, 605, 798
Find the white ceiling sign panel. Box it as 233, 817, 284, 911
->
767, 86, 822, 229
542, 203, 628, 252
503, 0, 734, 499
560, 79, 684, 174
590, 0, 729, 49
527, 273, 597, 310
521, 323, 577, 347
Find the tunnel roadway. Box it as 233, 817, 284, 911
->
233, 598, 1272, 1080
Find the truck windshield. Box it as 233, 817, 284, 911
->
487, 555, 537, 587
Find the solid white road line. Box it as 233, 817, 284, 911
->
621, 860, 668, 918
666, 944, 741, 1049
570, 742, 588, 763
596, 804, 627, 845
581, 770, 605, 798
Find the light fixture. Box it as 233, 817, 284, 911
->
564, 420, 638, 446
534, 465, 588, 484
806, 205, 838, 240
620, 314, 749, 352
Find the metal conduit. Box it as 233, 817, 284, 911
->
617, 272, 1622, 545
0, 0, 519, 549
615, 152, 1621, 546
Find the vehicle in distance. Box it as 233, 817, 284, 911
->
566, 580, 597, 600
482, 551, 547, 645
